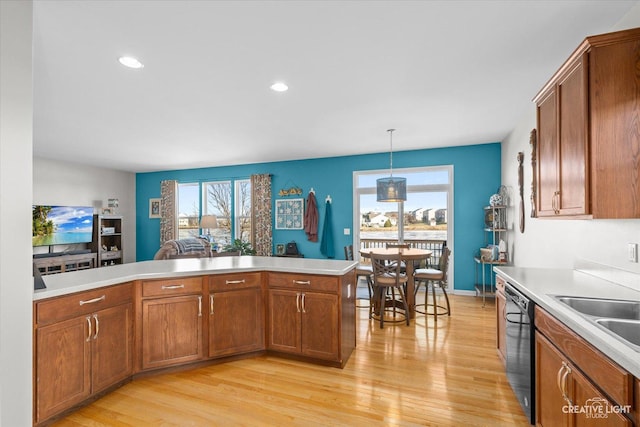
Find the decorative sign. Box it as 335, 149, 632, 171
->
275, 198, 304, 230
278, 187, 303, 197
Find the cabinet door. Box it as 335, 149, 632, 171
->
571, 367, 631, 427
556, 58, 588, 215
36, 316, 91, 423
300, 292, 339, 360
209, 287, 264, 358
267, 289, 301, 354
496, 289, 506, 365
537, 88, 559, 216
91, 303, 133, 393
142, 295, 203, 370
536, 333, 570, 427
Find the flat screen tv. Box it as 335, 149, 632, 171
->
32, 205, 94, 247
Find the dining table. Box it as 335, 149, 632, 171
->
360, 247, 432, 319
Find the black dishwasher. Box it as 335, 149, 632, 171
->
504, 282, 535, 425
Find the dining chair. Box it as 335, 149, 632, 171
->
414, 247, 451, 321
385, 242, 410, 249
344, 245, 375, 318
370, 252, 410, 328
385, 242, 410, 272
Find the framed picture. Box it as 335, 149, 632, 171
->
275, 198, 304, 230
149, 198, 162, 219
276, 244, 285, 255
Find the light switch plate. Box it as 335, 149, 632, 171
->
344, 228, 350, 235
628, 243, 638, 263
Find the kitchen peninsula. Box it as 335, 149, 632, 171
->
33, 257, 357, 425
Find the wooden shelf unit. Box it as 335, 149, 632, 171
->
92, 215, 124, 267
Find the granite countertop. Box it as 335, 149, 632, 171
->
35, 256, 357, 301
494, 266, 640, 378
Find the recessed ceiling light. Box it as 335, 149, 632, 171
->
118, 56, 144, 69
270, 82, 288, 92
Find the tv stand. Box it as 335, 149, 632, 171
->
33, 253, 97, 276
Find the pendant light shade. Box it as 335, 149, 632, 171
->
376, 129, 407, 202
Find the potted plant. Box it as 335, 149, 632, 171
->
223, 239, 256, 255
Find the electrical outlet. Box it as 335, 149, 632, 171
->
628, 243, 638, 263
344, 228, 350, 235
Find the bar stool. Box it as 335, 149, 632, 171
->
414, 248, 451, 321
344, 245, 374, 318
370, 252, 410, 328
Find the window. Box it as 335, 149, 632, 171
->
177, 183, 200, 240
353, 166, 452, 261
177, 179, 252, 249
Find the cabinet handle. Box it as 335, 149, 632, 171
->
225, 279, 245, 284
301, 293, 306, 313
210, 294, 214, 315
79, 295, 105, 306
161, 284, 185, 290
557, 361, 572, 404
198, 296, 202, 317
296, 292, 301, 312
556, 362, 565, 394
293, 280, 311, 285
347, 284, 352, 299
552, 191, 561, 215
86, 316, 92, 342
93, 314, 99, 340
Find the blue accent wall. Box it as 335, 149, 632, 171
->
136, 142, 501, 291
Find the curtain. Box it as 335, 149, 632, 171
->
160, 180, 177, 244
251, 174, 272, 256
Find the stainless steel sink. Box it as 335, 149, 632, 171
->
553, 295, 640, 351
554, 296, 640, 320
595, 319, 640, 349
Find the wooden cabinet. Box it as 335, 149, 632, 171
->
266, 271, 355, 367
33, 266, 357, 422
34, 283, 133, 424
140, 276, 204, 370
495, 275, 506, 365
208, 272, 264, 358
535, 307, 633, 426
533, 27, 640, 218
535, 55, 589, 217
91, 214, 124, 266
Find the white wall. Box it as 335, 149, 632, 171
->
0, 1, 34, 425
501, 4, 640, 281
33, 157, 137, 263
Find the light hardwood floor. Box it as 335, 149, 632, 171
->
53, 293, 529, 426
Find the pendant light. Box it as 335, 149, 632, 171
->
376, 129, 407, 202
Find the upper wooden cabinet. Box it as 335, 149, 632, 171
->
533, 27, 640, 218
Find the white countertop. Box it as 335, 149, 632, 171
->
35, 256, 357, 301
494, 266, 640, 378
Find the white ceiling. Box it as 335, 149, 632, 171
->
32, 0, 637, 173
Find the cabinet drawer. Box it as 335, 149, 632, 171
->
142, 276, 203, 297
495, 275, 506, 294
535, 306, 632, 407
35, 282, 133, 326
268, 272, 338, 292
209, 272, 261, 292
101, 250, 122, 260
